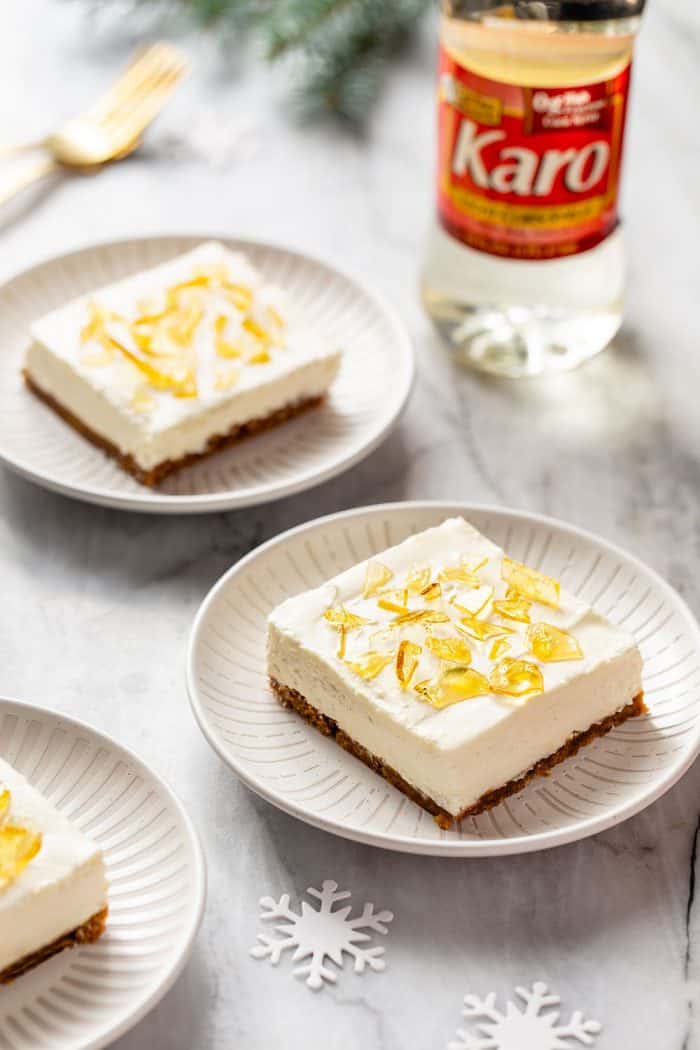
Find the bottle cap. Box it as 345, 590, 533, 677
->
446, 0, 645, 19
514, 0, 645, 18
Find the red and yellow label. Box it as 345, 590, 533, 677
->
437, 49, 632, 259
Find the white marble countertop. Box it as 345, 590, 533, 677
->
1, 2, 699, 1047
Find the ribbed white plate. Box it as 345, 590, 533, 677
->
187, 502, 700, 857
0, 699, 206, 1050
0, 236, 413, 514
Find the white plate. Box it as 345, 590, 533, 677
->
0, 236, 414, 514
0, 699, 206, 1050
187, 502, 700, 857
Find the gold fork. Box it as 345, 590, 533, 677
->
0, 42, 188, 206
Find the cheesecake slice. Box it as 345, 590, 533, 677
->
267, 517, 645, 828
0, 757, 108, 983
24, 242, 342, 486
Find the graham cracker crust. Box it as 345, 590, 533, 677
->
24, 371, 323, 487
0, 906, 108, 985
269, 678, 647, 829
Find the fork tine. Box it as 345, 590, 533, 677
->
88, 43, 187, 125
90, 44, 186, 124
100, 67, 187, 148
99, 60, 187, 129
86, 45, 168, 119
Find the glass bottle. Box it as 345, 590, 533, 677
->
421, 0, 647, 377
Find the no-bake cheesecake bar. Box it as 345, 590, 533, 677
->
267, 517, 645, 828
0, 757, 108, 983
24, 242, 342, 486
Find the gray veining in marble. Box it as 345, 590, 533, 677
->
0, 2, 699, 1047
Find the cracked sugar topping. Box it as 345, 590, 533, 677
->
0, 786, 42, 894
78, 256, 288, 406
321, 551, 583, 710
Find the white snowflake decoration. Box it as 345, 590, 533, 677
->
249, 879, 393, 990
448, 983, 602, 1050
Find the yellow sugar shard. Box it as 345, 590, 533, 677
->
215, 368, 240, 392
345, 651, 393, 681
420, 581, 442, 601
425, 636, 472, 664
377, 598, 410, 615
440, 666, 490, 702
132, 309, 168, 329
243, 316, 271, 346
337, 628, 347, 660
439, 556, 488, 588
324, 606, 370, 631
216, 338, 243, 360
489, 657, 544, 698
248, 349, 271, 365
493, 596, 532, 624
0, 788, 9, 822
415, 666, 489, 709
456, 616, 513, 642
363, 561, 393, 598
377, 587, 408, 605
396, 640, 422, 688
501, 557, 560, 609
452, 586, 493, 619
0, 825, 42, 893
406, 565, 431, 593
527, 622, 583, 662
488, 637, 511, 661
165, 277, 209, 309
131, 329, 154, 354
392, 610, 450, 627
413, 680, 441, 706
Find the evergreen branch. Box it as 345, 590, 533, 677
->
76, 0, 431, 120
284, 0, 429, 120
263, 0, 357, 59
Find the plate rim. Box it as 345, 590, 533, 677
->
0, 233, 415, 514
0, 695, 207, 1050
186, 499, 700, 858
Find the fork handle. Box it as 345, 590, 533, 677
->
0, 156, 58, 207
0, 139, 47, 160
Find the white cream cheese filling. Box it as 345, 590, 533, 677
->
0, 757, 107, 973
25, 339, 340, 470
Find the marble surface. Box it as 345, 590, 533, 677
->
1, 2, 699, 1047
